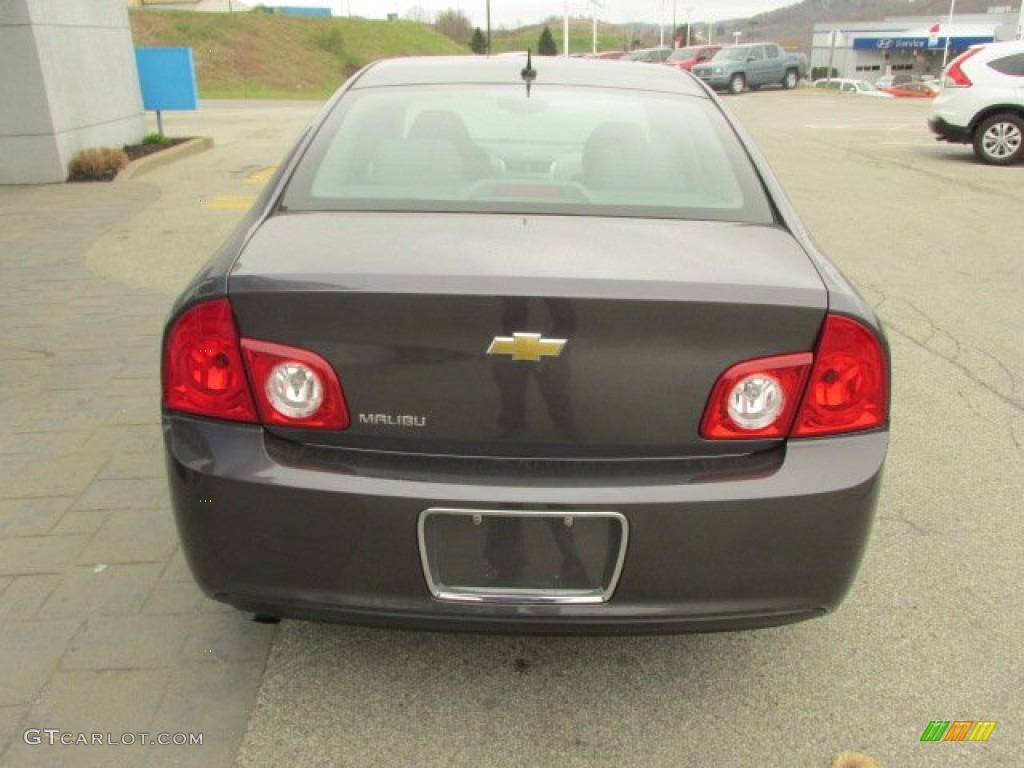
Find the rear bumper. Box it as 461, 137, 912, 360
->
163, 413, 887, 634
928, 115, 971, 144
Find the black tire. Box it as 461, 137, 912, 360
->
728, 73, 745, 95
972, 113, 1024, 165
783, 69, 798, 90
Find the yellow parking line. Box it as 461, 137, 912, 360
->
204, 194, 257, 210
244, 167, 277, 185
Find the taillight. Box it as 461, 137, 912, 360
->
241, 339, 349, 429
943, 48, 981, 88
791, 315, 887, 437
163, 298, 349, 429
702, 314, 887, 440
700, 354, 813, 439
163, 299, 258, 423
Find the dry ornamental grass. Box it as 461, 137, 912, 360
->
67, 147, 129, 182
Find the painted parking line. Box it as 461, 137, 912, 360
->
204, 194, 257, 210
244, 166, 277, 185
203, 167, 277, 210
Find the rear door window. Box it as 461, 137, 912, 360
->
988, 52, 1024, 77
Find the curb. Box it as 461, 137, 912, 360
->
117, 136, 214, 181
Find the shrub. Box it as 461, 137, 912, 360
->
67, 147, 129, 182
142, 132, 172, 146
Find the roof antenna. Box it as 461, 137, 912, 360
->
521, 49, 537, 97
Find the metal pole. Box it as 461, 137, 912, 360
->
672, 0, 677, 48
486, 0, 491, 54
941, 0, 956, 70
659, 0, 665, 48
564, 0, 570, 58
592, 7, 597, 55
826, 29, 837, 82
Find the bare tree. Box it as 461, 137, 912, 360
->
405, 5, 432, 23
435, 8, 472, 44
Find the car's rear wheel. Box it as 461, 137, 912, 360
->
783, 69, 799, 90
973, 113, 1024, 165
728, 73, 745, 95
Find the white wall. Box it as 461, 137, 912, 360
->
0, 0, 145, 184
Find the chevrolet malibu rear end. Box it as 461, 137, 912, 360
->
162, 56, 889, 634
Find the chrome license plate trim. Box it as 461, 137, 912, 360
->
418, 507, 628, 605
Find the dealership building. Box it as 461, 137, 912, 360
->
810, 8, 1022, 81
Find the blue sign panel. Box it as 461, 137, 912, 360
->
853, 35, 994, 51
135, 47, 199, 111
276, 6, 332, 16
853, 37, 927, 50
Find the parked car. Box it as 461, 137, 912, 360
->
623, 47, 673, 63
663, 44, 722, 72
691, 42, 808, 94
873, 73, 914, 90
162, 55, 889, 634
885, 81, 940, 98
814, 78, 894, 98
929, 40, 1024, 165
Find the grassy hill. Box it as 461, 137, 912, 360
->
491, 20, 658, 55
129, 10, 469, 99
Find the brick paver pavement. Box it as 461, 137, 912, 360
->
0, 180, 275, 767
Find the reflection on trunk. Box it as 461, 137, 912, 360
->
491, 297, 578, 439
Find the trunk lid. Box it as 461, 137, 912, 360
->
228, 212, 827, 458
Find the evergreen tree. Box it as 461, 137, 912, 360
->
538, 26, 557, 56
470, 27, 487, 54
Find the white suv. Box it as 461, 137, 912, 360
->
928, 40, 1024, 165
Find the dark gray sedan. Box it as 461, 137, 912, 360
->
162, 55, 889, 634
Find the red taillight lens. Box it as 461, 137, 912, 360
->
241, 339, 349, 429
791, 315, 887, 437
163, 298, 258, 422
700, 353, 813, 439
943, 48, 980, 88
163, 298, 350, 430
702, 314, 888, 441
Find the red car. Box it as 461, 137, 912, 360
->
885, 81, 940, 98
663, 45, 722, 72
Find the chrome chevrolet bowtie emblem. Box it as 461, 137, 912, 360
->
487, 332, 566, 361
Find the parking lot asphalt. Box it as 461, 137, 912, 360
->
0, 90, 1020, 768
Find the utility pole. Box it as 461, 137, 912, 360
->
590, 0, 604, 55
659, 0, 665, 48
672, 0, 677, 48
941, 0, 957, 70
827, 28, 838, 82
564, 0, 570, 58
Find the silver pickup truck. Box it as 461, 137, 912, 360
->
691, 42, 808, 94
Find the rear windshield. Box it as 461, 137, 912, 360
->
283, 83, 773, 224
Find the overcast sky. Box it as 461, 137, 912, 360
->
284, 1, 799, 28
